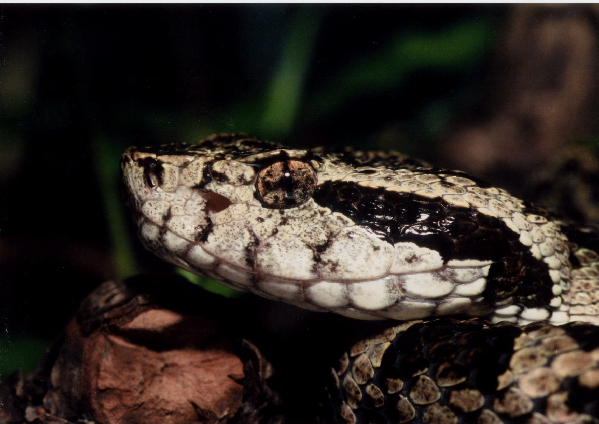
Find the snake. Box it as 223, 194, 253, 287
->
121, 133, 599, 424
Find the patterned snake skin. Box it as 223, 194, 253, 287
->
121, 134, 599, 423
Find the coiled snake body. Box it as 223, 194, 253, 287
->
121, 134, 599, 424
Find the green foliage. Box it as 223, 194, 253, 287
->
260, 8, 324, 139
308, 19, 493, 121
0, 337, 49, 376
177, 269, 241, 297
93, 136, 139, 279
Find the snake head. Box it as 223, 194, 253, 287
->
122, 134, 571, 324
120, 134, 337, 301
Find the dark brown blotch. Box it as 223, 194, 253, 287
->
200, 191, 233, 213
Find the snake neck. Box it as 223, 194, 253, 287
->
563, 223, 599, 324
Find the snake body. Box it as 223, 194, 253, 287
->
121, 133, 599, 423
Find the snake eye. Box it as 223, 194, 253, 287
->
256, 160, 317, 208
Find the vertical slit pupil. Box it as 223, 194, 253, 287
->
256, 159, 317, 208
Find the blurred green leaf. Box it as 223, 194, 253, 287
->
92, 136, 138, 279
259, 8, 323, 139
176, 269, 241, 298
0, 337, 49, 375
309, 19, 494, 119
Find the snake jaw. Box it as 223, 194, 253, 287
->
118, 134, 599, 326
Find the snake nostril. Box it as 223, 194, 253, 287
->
202, 191, 233, 213
137, 157, 163, 188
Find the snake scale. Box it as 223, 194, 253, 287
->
121, 133, 599, 424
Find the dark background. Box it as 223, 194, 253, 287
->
1, 4, 596, 375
